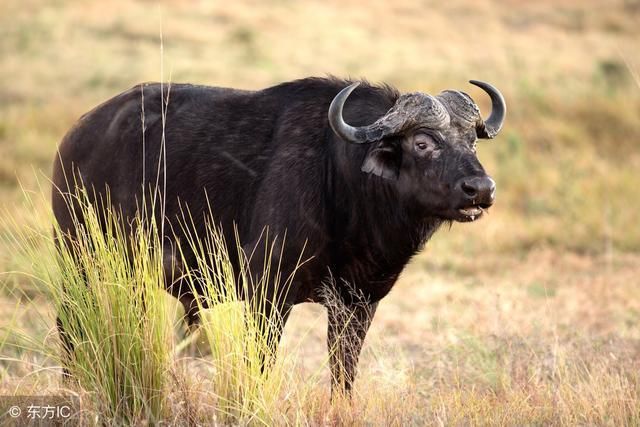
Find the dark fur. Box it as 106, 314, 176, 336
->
52, 77, 493, 393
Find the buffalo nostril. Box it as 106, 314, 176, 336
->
458, 176, 496, 205
461, 181, 478, 198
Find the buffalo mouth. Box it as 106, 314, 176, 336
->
455, 205, 485, 222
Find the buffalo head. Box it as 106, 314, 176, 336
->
328, 80, 506, 222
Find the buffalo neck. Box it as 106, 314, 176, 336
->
326, 135, 442, 293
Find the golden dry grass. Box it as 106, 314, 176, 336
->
1, 0, 639, 425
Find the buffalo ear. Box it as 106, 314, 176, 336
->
361, 139, 401, 179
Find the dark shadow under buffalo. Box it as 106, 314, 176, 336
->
52, 77, 506, 395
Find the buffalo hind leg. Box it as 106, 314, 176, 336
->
171, 290, 212, 356
178, 293, 203, 331
249, 301, 292, 373
163, 249, 207, 333
56, 314, 74, 379
242, 237, 295, 374
327, 301, 378, 398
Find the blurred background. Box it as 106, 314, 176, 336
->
1, 0, 639, 423
2, 0, 639, 252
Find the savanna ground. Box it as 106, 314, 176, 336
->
1, 0, 640, 425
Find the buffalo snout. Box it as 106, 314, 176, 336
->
457, 176, 496, 208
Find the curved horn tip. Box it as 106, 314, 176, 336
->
468, 80, 506, 108
468, 79, 507, 139
328, 82, 368, 144
468, 79, 493, 88
346, 81, 361, 91
335, 82, 361, 101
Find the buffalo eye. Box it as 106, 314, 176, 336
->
413, 133, 437, 155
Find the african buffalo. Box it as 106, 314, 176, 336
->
52, 77, 506, 394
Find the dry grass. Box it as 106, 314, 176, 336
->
1, 0, 639, 425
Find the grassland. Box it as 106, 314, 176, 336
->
1, 0, 639, 425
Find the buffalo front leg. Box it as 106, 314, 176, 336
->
327, 301, 378, 397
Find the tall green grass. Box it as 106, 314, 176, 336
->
1, 184, 327, 424
175, 208, 318, 424
2, 187, 171, 423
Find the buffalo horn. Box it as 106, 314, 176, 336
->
469, 80, 506, 139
